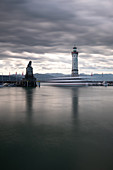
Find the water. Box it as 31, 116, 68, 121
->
0, 86, 113, 170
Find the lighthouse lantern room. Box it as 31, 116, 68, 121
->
71, 46, 79, 76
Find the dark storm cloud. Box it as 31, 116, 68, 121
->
0, 0, 113, 72
0, 0, 112, 48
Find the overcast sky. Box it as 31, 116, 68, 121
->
0, 0, 113, 75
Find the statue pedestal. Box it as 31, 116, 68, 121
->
20, 77, 37, 87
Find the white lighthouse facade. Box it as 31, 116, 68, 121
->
71, 46, 79, 76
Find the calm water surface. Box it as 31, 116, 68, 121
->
0, 86, 113, 170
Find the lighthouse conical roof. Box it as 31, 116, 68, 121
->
73, 46, 77, 49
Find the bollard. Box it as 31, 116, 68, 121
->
39, 81, 40, 87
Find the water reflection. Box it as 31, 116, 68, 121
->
24, 87, 36, 121
71, 87, 79, 117
1, 87, 113, 169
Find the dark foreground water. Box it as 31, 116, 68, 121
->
0, 86, 113, 170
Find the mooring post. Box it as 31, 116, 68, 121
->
37, 81, 40, 87
27, 81, 28, 87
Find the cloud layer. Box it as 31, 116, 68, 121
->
0, 0, 113, 74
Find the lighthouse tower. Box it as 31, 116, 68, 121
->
71, 46, 79, 76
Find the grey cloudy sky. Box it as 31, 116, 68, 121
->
0, 0, 113, 74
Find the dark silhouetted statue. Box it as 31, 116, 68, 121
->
21, 61, 37, 87
25, 61, 33, 79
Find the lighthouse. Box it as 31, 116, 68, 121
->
71, 46, 79, 76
